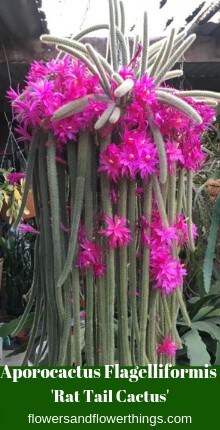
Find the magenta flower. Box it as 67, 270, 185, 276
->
134, 74, 156, 107
157, 336, 178, 357
110, 186, 119, 204
119, 140, 139, 179
7, 172, 26, 185
138, 215, 151, 246
152, 224, 178, 248
98, 215, 132, 249
166, 141, 184, 173
98, 144, 121, 182
60, 223, 69, 232
7, 56, 103, 147
151, 253, 187, 294
138, 143, 158, 178
77, 223, 86, 243
175, 214, 198, 246
17, 223, 39, 235
77, 241, 101, 267
77, 240, 105, 278
93, 263, 106, 278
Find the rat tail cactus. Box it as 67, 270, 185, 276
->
8, 0, 219, 365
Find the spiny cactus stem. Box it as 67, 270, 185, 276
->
186, 169, 195, 251
118, 178, 132, 365
128, 181, 140, 346
139, 180, 152, 365
140, 11, 149, 76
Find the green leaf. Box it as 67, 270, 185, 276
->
191, 321, 220, 343
205, 316, 220, 324
203, 194, 220, 293
215, 343, 220, 365
183, 329, 211, 365
192, 306, 214, 322
0, 313, 34, 337
188, 294, 220, 319
5, 344, 27, 357
210, 280, 220, 294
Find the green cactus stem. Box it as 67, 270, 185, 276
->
47, 134, 64, 327
22, 272, 43, 365
176, 288, 191, 327
168, 166, 177, 223
159, 28, 176, 69
109, 106, 121, 123
109, 0, 118, 71
57, 181, 85, 289
186, 169, 195, 251
97, 275, 108, 365
41, 34, 87, 52
148, 29, 186, 59
35, 307, 47, 364
177, 90, 220, 101
118, 178, 132, 365
113, 0, 119, 26
161, 294, 172, 332
149, 119, 168, 184
132, 34, 140, 59
139, 181, 152, 365
156, 90, 202, 124
203, 194, 220, 293
128, 181, 140, 349
177, 168, 185, 214
100, 137, 115, 364
161, 70, 183, 82
38, 136, 59, 364
152, 175, 169, 228
147, 290, 159, 363
86, 43, 111, 96
114, 78, 134, 97
11, 239, 39, 337
140, 12, 149, 76
85, 140, 95, 365
52, 94, 108, 122
94, 102, 116, 130
149, 37, 167, 78
154, 34, 196, 86
119, 1, 125, 33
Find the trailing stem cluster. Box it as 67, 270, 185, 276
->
8, 0, 219, 365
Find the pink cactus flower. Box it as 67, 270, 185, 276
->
7, 172, 26, 185
98, 215, 131, 249
157, 335, 178, 357
17, 223, 39, 235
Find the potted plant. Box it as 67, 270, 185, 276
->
0, 168, 35, 223
0, 230, 35, 316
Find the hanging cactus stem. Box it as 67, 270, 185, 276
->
8, 0, 217, 366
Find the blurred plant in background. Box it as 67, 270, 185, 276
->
186, 115, 220, 298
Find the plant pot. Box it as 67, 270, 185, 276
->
16, 329, 30, 345
0, 189, 35, 223
23, 189, 35, 220
206, 179, 220, 203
